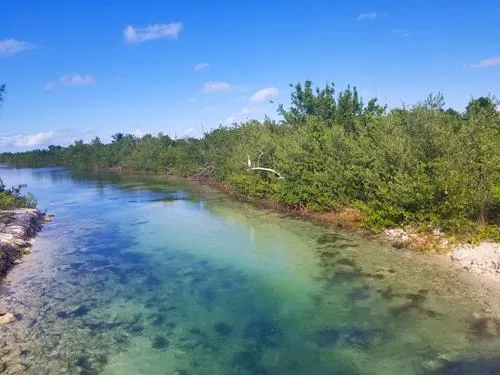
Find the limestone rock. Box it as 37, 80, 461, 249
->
451, 242, 500, 278
0, 313, 16, 325
0, 208, 45, 278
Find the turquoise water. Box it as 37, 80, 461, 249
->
1, 167, 500, 374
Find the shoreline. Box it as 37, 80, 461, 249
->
3, 166, 500, 283
188, 177, 500, 283
93, 168, 500, 283
0, 208, 46, 280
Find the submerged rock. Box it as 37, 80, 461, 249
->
152, 335, 170, 350
472, 317, 500, 338
428, 357, 500, 374
343, 327, 388, 349
214, 322, 233, 336
232, 347, 264, 373
313, 328, 341, 347
0, 312, 16, 325
244, 317, 283, 348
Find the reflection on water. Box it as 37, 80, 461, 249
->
0, 167, 500, 375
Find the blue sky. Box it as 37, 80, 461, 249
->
1, 0, 499, 151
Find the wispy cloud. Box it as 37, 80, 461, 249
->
0, 131, 54, 148
225, 107, 257, 124
357, 12, 381, 22
249, 87, 279, 103
60, 74, 96, 86
123, 23, 183, 44
470, 56, 500, 69
202, 81, 231, 93
194, 63, 209, 71
45, 74, 96, 91
392, 29, 411, 37
0, 39, 35, 57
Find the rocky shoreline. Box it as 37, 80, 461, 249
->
384, 228, 500, 280
0, 209, 46, 280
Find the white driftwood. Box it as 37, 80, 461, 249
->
247, 151, 285, 179
249, 167, 284, 179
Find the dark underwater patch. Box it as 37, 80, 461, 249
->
313, 328, 341, 347
152, 335, 170, 350
214, 322, 233, 336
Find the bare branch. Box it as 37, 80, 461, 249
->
249, 167, 284, 179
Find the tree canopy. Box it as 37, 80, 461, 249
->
1, 81, 499, 237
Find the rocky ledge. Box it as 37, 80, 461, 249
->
451, 242, 500, 278
0, 209, 46, 279
384, 228, 500, 280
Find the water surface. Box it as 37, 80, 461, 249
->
1, 167, 500, 374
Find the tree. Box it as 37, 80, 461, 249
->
111, 133, 124, 143
0, 84, 5, 112
278, 80, 336, 124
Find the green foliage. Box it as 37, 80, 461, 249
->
0, 84, 5, 108
228, 174, 276, 199
472, 225, 500, 244
1, 81, 498, 236
0, 179, 36, 210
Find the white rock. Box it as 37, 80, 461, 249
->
451, 242, 500, 278
0, 313, 16, 325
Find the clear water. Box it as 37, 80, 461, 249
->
1, 167, 500, 375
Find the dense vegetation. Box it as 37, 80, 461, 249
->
1, 81, 499, 237
1, 84, 37, 210
0, 178, 36, 210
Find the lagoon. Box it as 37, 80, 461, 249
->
1, 167, 499, 374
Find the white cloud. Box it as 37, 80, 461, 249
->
224, 106, 257, 124
357, 12, 380, 21
470, 56, 500, 69
132, 129, 146, 138
60, 74, 96, 86
0, 39, 35, 57
202, 81, 231, 93
0, 131, 54, 148
123, 23, 183, 44
249, 87, 279, 103
194, 63, 209, 71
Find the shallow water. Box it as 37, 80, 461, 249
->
1, 167, 500, 375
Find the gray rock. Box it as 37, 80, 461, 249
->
0, 209, 45, 278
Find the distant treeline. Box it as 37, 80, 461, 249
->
1, 81, 499, 235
